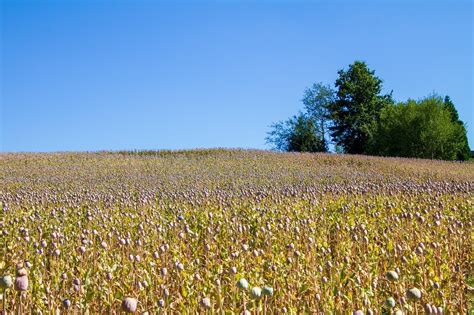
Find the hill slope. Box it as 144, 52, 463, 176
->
0, 150, 472, 313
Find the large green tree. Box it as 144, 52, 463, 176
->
328, 61, 393, 154
371, 95, 469, 160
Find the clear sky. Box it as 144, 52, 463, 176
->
1, 0, 472, 152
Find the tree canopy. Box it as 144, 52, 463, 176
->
443, 96, 471, 160
266, 60, 470, 161
370, 96, 469, 160
328, 61, 393, 154
302, 83, 335, 151
266, 113, 326, 153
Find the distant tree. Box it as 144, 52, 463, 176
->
266, 119, 294, 152
302, 83, 335, 151
371, 95, 469, 160
328, 61, 393, 154
266, 113, 326, 153
443, 96, 471, 160
288, 114, 326, 152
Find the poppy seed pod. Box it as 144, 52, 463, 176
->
251, 287, 262, 299
424, 304, 432, 313
16, 268, 27, 277
63, 298, 71, 308
386, 297, 396, 308
237, 278, 248, 290
201, 297, 211, 309
15, 275, 28, 291
77, 246, 86, 254
121, 297, 138, 313
262, 286, 273, 296
406, 287, 422, 301
386, 270, 399, 281
0, 275, 13, 289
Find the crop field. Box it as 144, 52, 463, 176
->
0, 149, 472, 314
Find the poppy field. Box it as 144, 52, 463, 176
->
0, 149, 472, 314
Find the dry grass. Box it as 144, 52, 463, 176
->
0, 149, 472, 314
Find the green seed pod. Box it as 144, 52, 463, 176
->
386, 270, 399, 281
237, 278, 249, 290
386, 297, 396, 308
406, 287, 422, 301
262, 286, 273, 296
251, 287, 262, 299
0, 275, 13, 289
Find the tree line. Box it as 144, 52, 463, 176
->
266, 61, 471, 161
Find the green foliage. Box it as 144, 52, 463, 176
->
302, 83, 335, 149
266, 119, 295, 152
288, 114, 326, 152
443, 96, 471, 160
266, 60, 470, 161
328, 61, 393, 154
266, 113, 326, 152
370, 95, 470, 160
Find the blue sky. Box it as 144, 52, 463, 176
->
1, 0, 472, 152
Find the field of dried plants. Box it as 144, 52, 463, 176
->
0, 149, 472, 314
